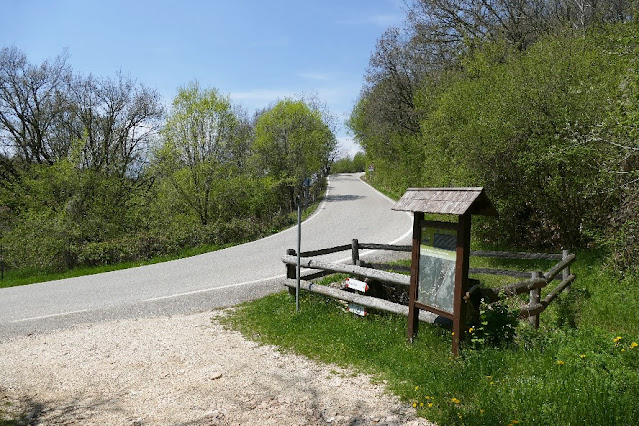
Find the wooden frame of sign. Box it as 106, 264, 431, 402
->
392, 188, 498, 356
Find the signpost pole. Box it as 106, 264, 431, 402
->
296, 195, 301, 313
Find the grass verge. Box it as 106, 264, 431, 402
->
221, 253, 639, 425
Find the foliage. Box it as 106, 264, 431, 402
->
330, 152, 367, 173
351, 19, 639, 270
252, 99, 336, 212
0, 50, 337, 278
155, 82, 242, 226
469, 299, 519, 349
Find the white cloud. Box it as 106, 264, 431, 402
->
337, 136, 362, 159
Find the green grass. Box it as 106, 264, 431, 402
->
221, 251, 639, 425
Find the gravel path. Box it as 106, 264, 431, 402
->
1, 309, 434, 425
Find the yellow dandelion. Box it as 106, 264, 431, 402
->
490, 381, 495, 385
425, 396, 430, 400
480, 409, 485, 414
451, 397, 460, 404
420, 402, 424, 407
631, 342, 638, 349
452, 332, 455, 336
415, 385, 419, 391
428, 403, 433, 408
413, 402, 417, 408
580, 354, 586, 359
614, 336, 622, 343
621, 348, 626, 352
468, 327, 474, 333
556, 360, 564, 365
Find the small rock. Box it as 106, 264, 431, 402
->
210, 372, 223, 380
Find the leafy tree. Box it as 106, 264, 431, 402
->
252, 99, 336, 211
156, 83, 243, 226
417, 25, 638, 249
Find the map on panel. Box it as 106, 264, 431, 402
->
418, 227, 457, 314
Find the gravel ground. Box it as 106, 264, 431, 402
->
0, 309, 434, 425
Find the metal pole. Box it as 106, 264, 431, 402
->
296, 195, 301, 312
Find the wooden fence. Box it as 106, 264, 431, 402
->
282, 239, 575, 328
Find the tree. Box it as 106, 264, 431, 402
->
67, 73, 163, 180
156, 83, 242, 226
252, 99, 336, 211
0, 47, 71, 166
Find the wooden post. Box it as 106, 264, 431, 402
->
407, 212, 423, 342
351, 239, 360, 266
452, 213, 472, 356
286, 248, 296, 296
529, 271, 541, 328
562, 249, 570, 293
296, 197, 302, 312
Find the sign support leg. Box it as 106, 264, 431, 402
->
407, 212, 423, 342
296, 196, 301, 313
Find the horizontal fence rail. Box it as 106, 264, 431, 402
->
284, 239, 575, 329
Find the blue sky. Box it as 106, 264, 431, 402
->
1, 0, 405, 157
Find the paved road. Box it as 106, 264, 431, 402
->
0, 173, 412, 340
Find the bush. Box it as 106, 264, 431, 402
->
610, 188, 639, 275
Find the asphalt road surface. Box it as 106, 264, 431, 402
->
0, 173, 412, 341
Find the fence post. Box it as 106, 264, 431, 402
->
351, 239, 360, 266
529, 271, 541, 328
562, 249, 570, 293
286, 248, 296, 296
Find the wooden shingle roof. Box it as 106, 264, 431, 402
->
392, 187, 498, 216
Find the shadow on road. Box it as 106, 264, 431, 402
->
325, 194, 365, 203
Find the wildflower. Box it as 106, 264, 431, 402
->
420, 403, 424, 407
556, 360, 564, 365
428, 403, 433, 408
490, 381, 495, 385
631, 342, 638, 349
425, 396, 430, 400
451, 397, 460, 404
413, 403, 417, 408
468, 327, 474, 333
415, 386, 419, 391
452, 332, 455, 336
621, 348, 626, 352
512, 421, 519, 424
614, 336, 622, 343
580, 354, 586, 359
480, 409, 485, 414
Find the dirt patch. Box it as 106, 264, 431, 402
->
0, 311, 433, 425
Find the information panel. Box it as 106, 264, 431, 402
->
418, 227, 457, 314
